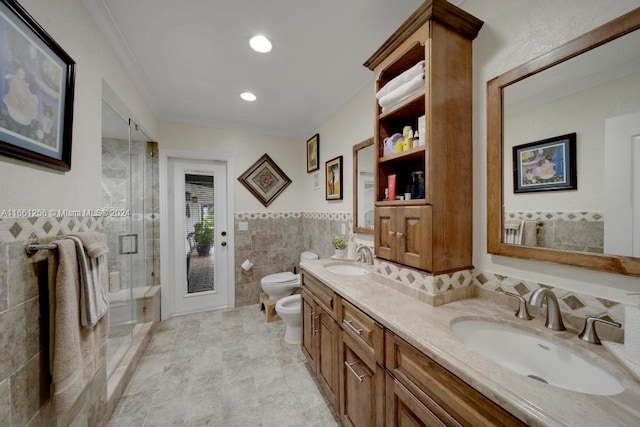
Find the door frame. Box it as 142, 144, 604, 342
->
160, 150, 235, 319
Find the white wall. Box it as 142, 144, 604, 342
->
158, 122, 301, 212
301, 83, 375, 212
503, 72, 640, 213
0, 0, 157, 210
464, 0, 640, 302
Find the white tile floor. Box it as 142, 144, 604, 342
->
108, 305, 340, 427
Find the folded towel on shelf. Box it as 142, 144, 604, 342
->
48, 238, 109, 415
376, 60, 425, 100
379, 73, 425, 111
66, 234, 109, 327
503, 219, 523, 244
381, 87, 424, 114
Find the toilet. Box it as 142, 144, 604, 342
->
260, 251, 318, 301
276, 294, 302, 344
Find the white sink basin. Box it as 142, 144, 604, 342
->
450, 319, 624, 396
324, 263, 369, 276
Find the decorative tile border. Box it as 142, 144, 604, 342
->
373, 258, 474, 295
505, 211, 603, 222
0, 216, 104, 243
234, 212, 303, 220
472, 270, 624, 324
234, 211, 352, 221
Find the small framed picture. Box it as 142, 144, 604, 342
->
513, 133, 577, 193
306, 133, 319, 173
325, 155, 343, 200
0, 0, 76, 171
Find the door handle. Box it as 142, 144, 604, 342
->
344, 361, 368, 382
221, 241, 227, 247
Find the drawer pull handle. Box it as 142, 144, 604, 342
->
345, 361, 368, 382
343, 319, 363, 335
313, 315, 319, 335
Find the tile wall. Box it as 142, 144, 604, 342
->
0, 217, 108, 426
505, 211, 604, 253
233, 212, 351, 306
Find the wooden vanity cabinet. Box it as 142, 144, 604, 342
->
337, 299, 385, 427
376, 206, 432, 270
385, 331, 526, 427
301, 273, 339, 406
364, 0, 483, 274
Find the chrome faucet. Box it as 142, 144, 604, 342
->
578, 316, 621, 345
529, 288, 566, 331
355, 245, 374, 265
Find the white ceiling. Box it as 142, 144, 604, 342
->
84, 0, 425, 138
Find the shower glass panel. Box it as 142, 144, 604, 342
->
102, 100, 153, 379
185, 173, 215, 293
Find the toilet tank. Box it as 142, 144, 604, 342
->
300, 251, 318, 262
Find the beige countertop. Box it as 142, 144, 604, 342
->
300, 259, 640, 427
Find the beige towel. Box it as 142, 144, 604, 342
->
48, 239, 109, 415
522, 220, 538, 246
69, 232, 109, 258
65, 235, 109, 327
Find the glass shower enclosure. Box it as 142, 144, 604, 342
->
101, 99, 156, 378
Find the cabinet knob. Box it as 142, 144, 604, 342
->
389, 230, 395, 236
396, 232, 404, 238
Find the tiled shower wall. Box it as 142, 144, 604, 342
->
233, 212, 351, 306
102, 139, 160, 289
0, 217, 108, 426
505, 211, 604, 253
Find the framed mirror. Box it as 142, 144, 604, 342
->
353, 137, 374, 234
487, 7, 640, 277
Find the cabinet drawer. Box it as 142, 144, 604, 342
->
385, 331, 525, 427
339, 298, 384, 365
302, 272, 336, 318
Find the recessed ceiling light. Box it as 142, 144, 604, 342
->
240, 92, 256, 101
249, 35, 272, 53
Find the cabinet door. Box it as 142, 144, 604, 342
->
341, 341, 376, 427
398, 206, 432, 270
386, 373, 447, 427
340, 333, 385, 427
301, 290, 316, 365
375, 206, 396, 261
317, 306, 339, 406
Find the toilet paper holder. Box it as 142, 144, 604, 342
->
241, 259, 253, 271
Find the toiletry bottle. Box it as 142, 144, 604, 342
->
402, 126, 413, 151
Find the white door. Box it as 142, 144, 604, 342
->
168, 158, 230, 315
604, 111, 640, 257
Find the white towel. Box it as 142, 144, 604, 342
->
65, 235, 109, 327
376, 60, 425, 100
380, 87, 424, 113
379, 73, 425, 108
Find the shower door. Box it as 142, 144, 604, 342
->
169, 158, 229, 315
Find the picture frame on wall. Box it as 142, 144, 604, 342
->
238, 153, 292, 207
0, 0, 76, 171
325, 155, 343, 200
306, 133, 319, 173
513, 133, 577, 193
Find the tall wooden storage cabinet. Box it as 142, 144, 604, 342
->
364, 0, 483, 274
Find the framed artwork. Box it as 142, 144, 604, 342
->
238, 153, 292, 207
0, 0, 76, 171
513, 133, 577, 193
325, 155, 343, 200
306, 133, 319, 173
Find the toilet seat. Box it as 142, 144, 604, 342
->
275, 294, 301, 315
261, 272, 300, 285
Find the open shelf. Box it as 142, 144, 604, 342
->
379, 91, 425, 122
378, 145, 425, 164
375, 199, 428, 207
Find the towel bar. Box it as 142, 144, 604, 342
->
25, 243, 58, 254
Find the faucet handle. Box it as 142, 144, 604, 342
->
578, 316, 622, 345
503, 291, 533, 321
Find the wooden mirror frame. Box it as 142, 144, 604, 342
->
353, 137, 375, 234
487, 7, 640, 277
